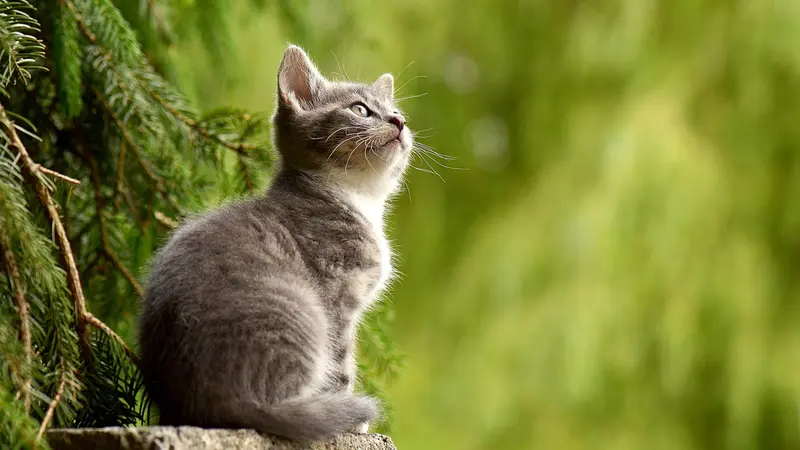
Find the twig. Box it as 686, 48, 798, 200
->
90, 86, 181, 213
112, 141, 126, 209
31, 164, 81, 185
148, 89, 256, 156
85, 148, 144, 297
84, 313, 140, 366
0, 231, 32, 415
154, 210, 178, 229
121, 186, 145, 229
90, 86, 163, 188
35, 371, 66, 441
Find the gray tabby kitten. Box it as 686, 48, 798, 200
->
138, 45, 412, 441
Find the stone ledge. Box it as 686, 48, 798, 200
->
47, 426, 397, 450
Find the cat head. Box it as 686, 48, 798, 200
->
272, 45, 411, 198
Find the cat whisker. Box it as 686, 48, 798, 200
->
407, 161, 439, 177
413, 143, 458, 162
411, 134, 435, 141
414, 151, 463, 171
419, 154, 465, 171
369, 135, 382, 151
361, 135, 383, 172
369, 148, 386, 163
364, 146, 377, 174
395, 92, 428, 104
331, 50, 351, 83
344, 147, 359, 177
410, 128, 435, 139
326, 134, 364, 164
402, 176, 412, 203
344, 135, 373, 176
394, 75, 428, 96
394, 61, 416, 82
317, 126, 359, 143
412, 152, 446, 182
325, 134, 367, 174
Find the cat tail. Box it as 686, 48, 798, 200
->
230, 392, 380, 442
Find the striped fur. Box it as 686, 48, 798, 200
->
138, 45, 411, 441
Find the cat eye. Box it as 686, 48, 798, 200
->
350, 103, 371, 117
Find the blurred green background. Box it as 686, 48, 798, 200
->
170, 1, 800, 449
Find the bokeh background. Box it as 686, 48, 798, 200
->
156, 1, 800, 449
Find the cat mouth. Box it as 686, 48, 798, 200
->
381, 135, 403, 149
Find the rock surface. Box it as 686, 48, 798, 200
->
47, 427, 397, 450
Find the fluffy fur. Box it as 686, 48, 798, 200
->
137, 45, 412, 441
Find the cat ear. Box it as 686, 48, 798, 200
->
278, 45, 327, 108
373, 73, 394, 100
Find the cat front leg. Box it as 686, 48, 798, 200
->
325, 342, 370, 433
327, 342, 356, 393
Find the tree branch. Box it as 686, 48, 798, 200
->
0, 103, 92, 362
30, 164, 81, 185
90, 87, 162, 187
148, 89, 256, 156
36, 370, 67, 440
0, 102, 141, 372
85, 148, 145, 297
66, 0, 254, 156
0, 230, 32, 415
90, 86, 181, 214
84, 313, 140, 366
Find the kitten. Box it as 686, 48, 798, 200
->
137, 45, 412, 441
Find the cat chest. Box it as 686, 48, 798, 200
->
371, 231, 393, 295
339, 193, 394, 302
346, 229, 392, 302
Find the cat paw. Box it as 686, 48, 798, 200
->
351, 422, 369, 433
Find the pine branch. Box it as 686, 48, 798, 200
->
0, 101, 93, 362
50, 0, 84, 119
67, 0, 259, 156
30, 163, 80, 185
35, 368, 66, 440
85, 146, 144, 297
84, 313, 139, 366
89, 85, 175, 205
0, 229, 32, 415
148, 89, 257, 156
0, 102, 139, 373
0, 0, 46, 88
67, 0, 165, 137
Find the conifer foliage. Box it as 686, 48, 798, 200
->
0, 1, 275, 447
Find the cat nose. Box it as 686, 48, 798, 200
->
388, 114, 405, 132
